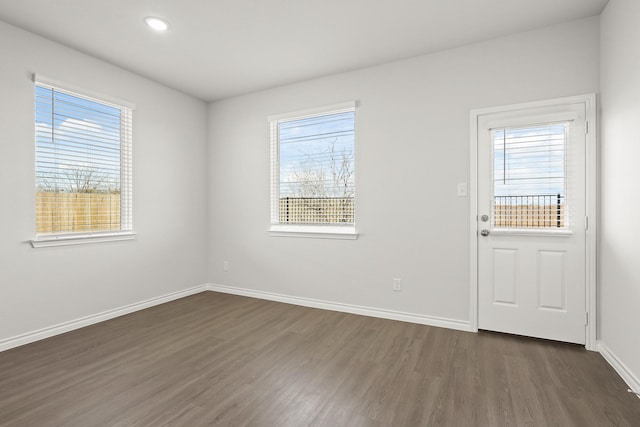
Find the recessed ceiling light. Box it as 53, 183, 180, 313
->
144, 17, 169, 32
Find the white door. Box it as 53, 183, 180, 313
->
477, 101, 587, 344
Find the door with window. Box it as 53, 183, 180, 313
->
477, 101, 587, 344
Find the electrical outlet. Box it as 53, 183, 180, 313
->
223, 261, 229, 272
393, 278, 402, 291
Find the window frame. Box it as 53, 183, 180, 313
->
30, 75, 135, 248
268, 102, 358, 239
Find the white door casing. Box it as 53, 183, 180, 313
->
469, 95, 597, 348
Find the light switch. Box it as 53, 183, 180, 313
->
457, 182, 468, 197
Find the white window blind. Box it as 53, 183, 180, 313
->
34, 81, 133, 237
492, 123, 569, 229
270, 104, 355, 226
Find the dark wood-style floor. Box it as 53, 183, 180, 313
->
1, 292, 639, 426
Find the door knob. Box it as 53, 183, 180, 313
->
480, 229, 490, 236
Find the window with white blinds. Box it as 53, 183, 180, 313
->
270, 103, 355, 228
34, 81, 133, 239
492, 123, 568, 229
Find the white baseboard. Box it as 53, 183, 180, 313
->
206, 283, 473, 332
0, 282, 476, 353
598, 341, 640, 399
0, 284, 209, 353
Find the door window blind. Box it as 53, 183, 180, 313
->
35, 82, 133, 235
492, 123, 568, 229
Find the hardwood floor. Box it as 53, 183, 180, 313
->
1, 292, 639, 426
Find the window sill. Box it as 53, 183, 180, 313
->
31, 231, 136, 248
269, 225, 358, 240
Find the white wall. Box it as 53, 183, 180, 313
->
0, 21, 209, 342
207, 18, 600, 323
599, 0, 640, 387
0, 13, 609, 351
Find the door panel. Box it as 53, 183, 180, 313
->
477, 102, 586, 344
492, 248, 519, 305
538, 250, 566, 311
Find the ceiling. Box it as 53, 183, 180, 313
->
0, 0, 609, 102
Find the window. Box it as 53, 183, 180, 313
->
492, 123, 568, 229
269, 102, 357, 238
32, 77, 134, 247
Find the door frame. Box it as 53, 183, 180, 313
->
469, 94, 598, 350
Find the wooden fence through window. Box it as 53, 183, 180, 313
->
493, 194, 565, 228
279, 197, 354, 224
36, 191, 121, 233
